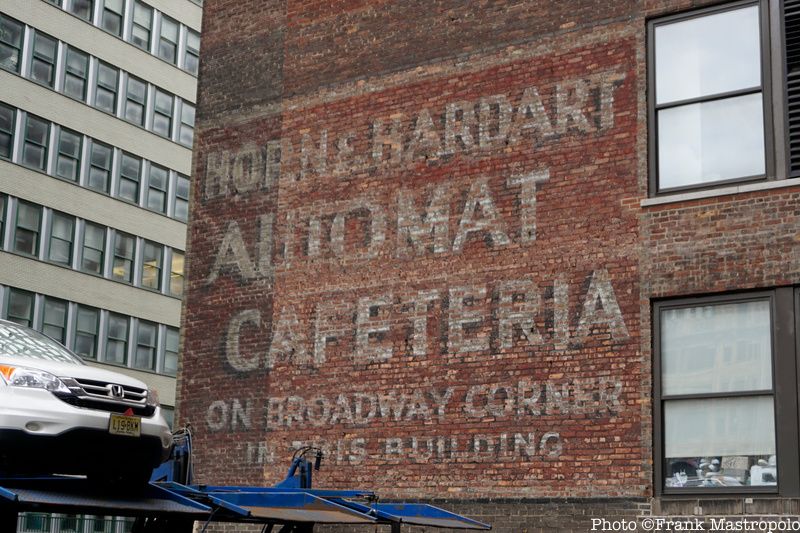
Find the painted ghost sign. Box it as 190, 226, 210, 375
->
181, 31, 640, 499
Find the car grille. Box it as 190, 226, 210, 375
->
55, 378, 155, 417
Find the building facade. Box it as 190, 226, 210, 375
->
180, 0, 800, 530
0, 0, 202, 531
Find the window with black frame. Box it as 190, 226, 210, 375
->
649, 2, 767, 192
656, 295, 780, 491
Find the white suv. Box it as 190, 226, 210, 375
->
0, 319, 173, 486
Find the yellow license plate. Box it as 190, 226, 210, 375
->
109, 413, 141, 437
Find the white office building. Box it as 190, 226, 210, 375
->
0, 0, 201, 530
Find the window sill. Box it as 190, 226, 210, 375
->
641, 178, 800, 207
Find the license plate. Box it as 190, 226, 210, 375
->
109, 413, 141, 437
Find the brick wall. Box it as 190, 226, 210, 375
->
177, 0, 800, 530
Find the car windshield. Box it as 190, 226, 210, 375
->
0, 321, 85, 365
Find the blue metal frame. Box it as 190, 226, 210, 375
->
0, 449, 491, 531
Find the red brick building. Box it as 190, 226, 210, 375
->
178, 0, 800, 529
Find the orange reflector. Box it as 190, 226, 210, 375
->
0, 365, 16, 381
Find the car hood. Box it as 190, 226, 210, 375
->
0, 355, 148, 389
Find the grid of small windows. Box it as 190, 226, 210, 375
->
0, 103, 191, 222
45, 0, 201, 76
0, 15, 24, 73
1, 24, 197, 142
29, 31, 57, 88
0, 196, 186, 298
48, 211, 75, 266
1, 285, 181, 378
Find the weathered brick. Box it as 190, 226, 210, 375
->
177, 0, 800, 530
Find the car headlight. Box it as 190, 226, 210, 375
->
0, 364, 72, 394
146, 388, 160, 408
